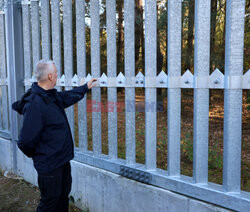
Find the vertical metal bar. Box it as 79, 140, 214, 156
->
124, 0, 135, 165
167, 0, 182, 176
107, 0, 117, 159
223, 0, 245, 192
76, 0, 87, 152
0, 84, 2, 130
41, 0, 50, 60
51, 0, 62, 78
5, 0, 25, 174
90, 0, 101, 155
193, 0, 211, 183
0, 3, 5, 130
30, 0, 40, 73
145, 0, 157, 170
22, 1, 32, 91
63, 0, 75, 145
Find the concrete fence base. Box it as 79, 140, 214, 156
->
0, 138, 231, 212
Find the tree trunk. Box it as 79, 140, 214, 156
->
135, 0, 144, 73
186, 0, 194, 72
117, 1, 124, 75
210, 0, 217, 73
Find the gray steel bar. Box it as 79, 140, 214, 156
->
0, 7, 6, 130
0, 0, 2, 129
22, 1, 32, 91
5, 0, 25, 174
30, 0, 40, 72
0, 86, 2, 130
167, 0, 182, 176
76, 0, 87, 151
41, 0, 50, 60
90, 0, 101, 155
63, 0, 75, 145
223, 0, 245, 192
124, 0, 135, 165
51, 0, 62, 91
51, 0, 61, 75
107, 0, 117, 159
145, 0, 157, 170
193, 0, 211, 183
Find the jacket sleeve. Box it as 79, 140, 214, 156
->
17, 102, 43, 158
57, 83, 89, 109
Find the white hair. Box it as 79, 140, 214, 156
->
35, 59, 55, 82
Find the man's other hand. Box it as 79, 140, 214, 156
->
87, 78, 98, 89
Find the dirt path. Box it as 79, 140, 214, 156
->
0, 169, 84, 212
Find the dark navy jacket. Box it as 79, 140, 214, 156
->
12, 82, 89, 174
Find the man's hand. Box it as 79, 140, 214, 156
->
87, 78, 98, 89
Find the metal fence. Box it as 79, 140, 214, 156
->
0, 0, 249, 211
0, 0, 10, 139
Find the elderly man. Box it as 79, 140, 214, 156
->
12, 60, 97, 212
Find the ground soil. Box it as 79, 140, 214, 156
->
0, 169, 85, 212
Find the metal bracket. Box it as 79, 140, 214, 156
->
156, 70, 168, 88
181, 70, 193, 88
119, 165, 151, 184
116, 72, 125, 87
100, 73, 108, 87
209, 68, 224, 89
23, 69, 250, 89
135, 71, 144, 87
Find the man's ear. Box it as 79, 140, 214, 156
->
48, 73, 53, 81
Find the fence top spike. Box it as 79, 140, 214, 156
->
60, 74, 65, 80
85, 73, 92, 82
72, 74, 78, 79
117, 72, 125, 78
157, 70, 167, 78
182, 69, 193, 77
214, 68, 221, 73
101, 73, 107, 78
211, 68, 224, 77
244, 69, 250, 76
136, 71, 144, 78
72, 74, 78, 84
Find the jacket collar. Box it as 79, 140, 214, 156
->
31, 82, 58, 104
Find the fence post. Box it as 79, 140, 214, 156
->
145, 0, 157, 170
124, 0, 135, 165
63, 0, 75, 145
4, 0, 25, 174
21, 0, 32, 91
30, 0, 40, 73
106, 0, 117, 159
76, 0, 87, 152
90, 0, 102, 155
223, 0, 245, 192
0, 0, 7, 131
167, 0, 182, 176
193, 0, 211, 184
